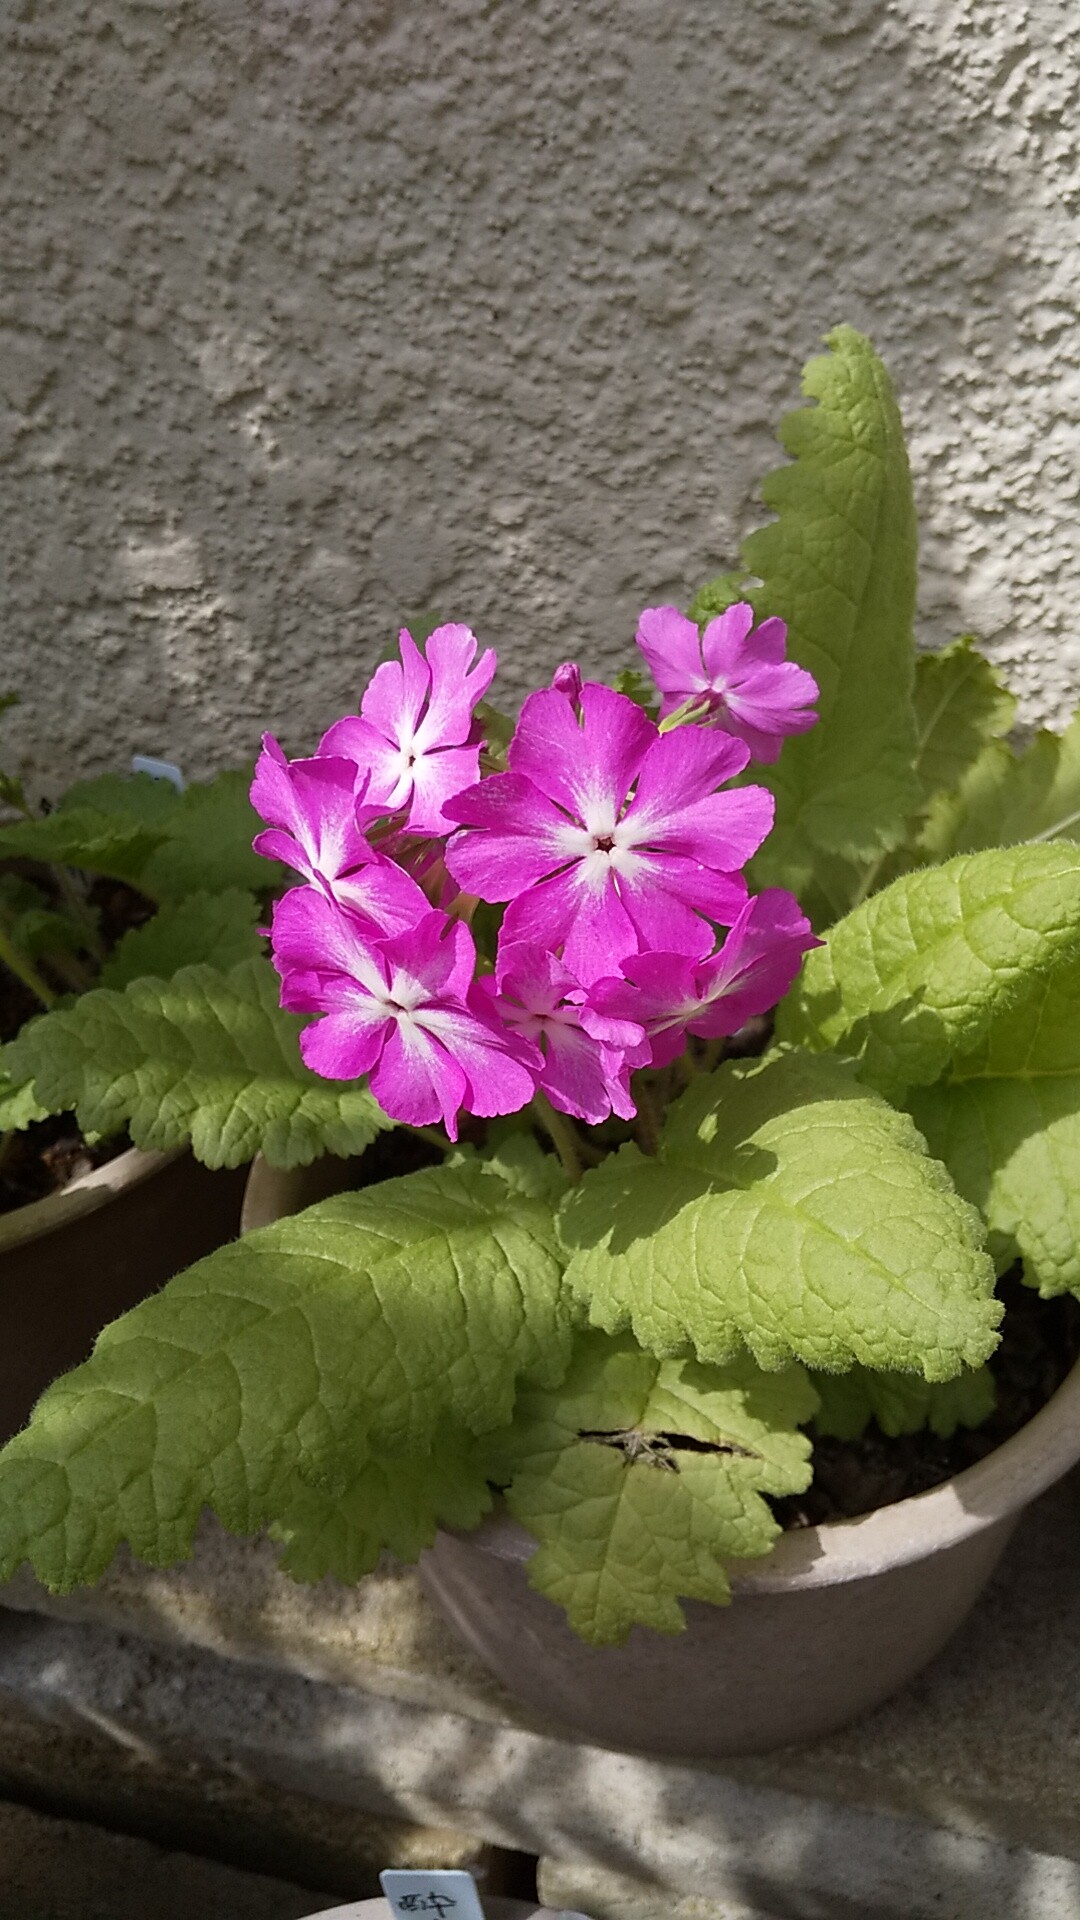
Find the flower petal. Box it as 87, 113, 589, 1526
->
406, 742, 485, 834
699, 602, 756, 679
360, 628, 430, 744
379, 911, 477, 1002
635, 606, 711, 700
270, 889, 392, 997
413, 623, 497, 753
628, 726, 750, 831
418, 1003, 540, 1118
372, 1021, 467, 1136
508, 682, 655, 824
445, 772, 573, 898
299, 1009, 389, 1081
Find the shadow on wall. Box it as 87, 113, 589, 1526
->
1, 0, 1065, 787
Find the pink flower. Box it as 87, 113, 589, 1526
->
635, 603, 819, 764
319, 624, 496, 835
444, 681, 773, 984
550, 661, 582, 703
270, 889, 539, 1139
251, 735, 429, 933
476, 943, 648, 1125
591, 891, 820, 1066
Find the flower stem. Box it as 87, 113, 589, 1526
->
849, 851, 887, 912
657, 695, 711, 734
0, 921, 56, 1009
673, 1046, 697, 1089
532, 1094, 583, 1183
631, 1078, 661, 1156
400, 1122, 453, 1153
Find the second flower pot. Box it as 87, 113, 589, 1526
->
0, 1146, 247, 1441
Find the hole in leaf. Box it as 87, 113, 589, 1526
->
577, 1428, 760, 1471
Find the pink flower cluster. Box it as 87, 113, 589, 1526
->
252, 612, 820, 1139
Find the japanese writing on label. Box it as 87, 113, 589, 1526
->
379, 1868, 486, 1920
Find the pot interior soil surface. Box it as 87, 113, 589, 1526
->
0, 871, 153, 1215
773, 1270, 1080, 1530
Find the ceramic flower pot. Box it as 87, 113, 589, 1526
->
419, 1353, 1080, 1758
0, 1146, 247, 1441
241, 1153, 1080, 1759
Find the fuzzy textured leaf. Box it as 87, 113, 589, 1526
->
486, 1332, 815, 1644
6, 957, 393, 1168
273, 1429, 493, 1584
60, 769, 275, 901
0, 1161, 573, 1591
480, 1132, 570, 1205
811, 1362, 995, 1440
922, 712, 1080, 861
741, 327, 919, 891
561, 1051, 999, 1381
778, 845, 1080, 1096
911, 639, 1016, 806
98, 890, 264, 991
906, 957, 1080, 1300
687, 572, 747, 625
0, 874, 89, 964
0, 808, 168, 888
799, 641, 1023, 926
0, 1051, 47, 1130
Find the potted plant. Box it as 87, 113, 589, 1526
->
2, 327, 1078, 1762
0, 741, 287, 1436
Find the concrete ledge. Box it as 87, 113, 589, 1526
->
0, 1795, 325, 1920
4, 1473, 1080, 1917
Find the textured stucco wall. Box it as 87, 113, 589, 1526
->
2, 0, 1080, 790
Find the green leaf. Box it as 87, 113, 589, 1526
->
0, 809, 168, 889
273, 1428, 493, 1584
474, 701, 514, 757
799, 640, 1022, 925
481, 1131, 570, 1206
0, 1160, 574, 1590
811, 1362, 995, 1440
906, 960, 1080, 1298
0, 776, 26, 813
609, 669, 657, 717
560, 1051, 1000, 1381
98, 890, 264, 991
911, 638, 1016, 805
741, 327, 920, 892
0, 1041, 47, 1130
778, 845, 1080, 1097
6, 957, 393, 1168
686, 572, 747, 625
486, 1332, 815, 1644
785, 641, 1017, 930
59, 769, 181, 829
921, 711, 1080, 861
0, 874, 87, 964
60, 769, 275, 901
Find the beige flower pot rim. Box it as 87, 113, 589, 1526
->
464, 1338, 1080, 1591
0, 1143, 183, 1258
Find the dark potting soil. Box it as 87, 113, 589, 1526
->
772, 1269, 1080, 1529
0, 871, 152, 1216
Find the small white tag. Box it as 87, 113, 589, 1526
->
379, 1868, 487, 1920
131, 755, 186, 792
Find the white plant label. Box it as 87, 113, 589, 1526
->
131, 754, 186, 792
378, 1869, 487, 1919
